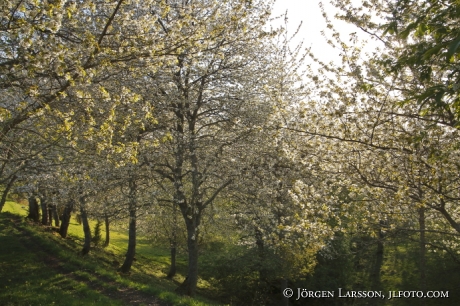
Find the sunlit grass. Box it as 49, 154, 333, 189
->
2, 201, 27, 216
1, 202, 222, 306
0, 212, 122, 306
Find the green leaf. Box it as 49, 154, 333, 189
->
422, 44, 443, 60
415, 23, 428, 37
415, 85, 445, 104
399, 22, 418, 40
382, 21, 397, 36
446, 35, 460, 62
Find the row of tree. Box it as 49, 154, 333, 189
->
1, 0, 331, 297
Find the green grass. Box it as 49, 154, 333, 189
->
0, 202, 222, 306
0, 212, 122, 306
2, 200, 28, 216
4, 201, 460, 305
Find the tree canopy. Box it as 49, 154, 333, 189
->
2, 0, 460, 302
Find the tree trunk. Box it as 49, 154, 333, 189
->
373, 237, 384, 285
436, 199, 460, 234
103, 214, 110, 247
167, 241, 177, 278
120, 207, 137, 272
27, 196, 40, 222
176, 206, 201, 296
182, 220, 199, 297
168, 202, 178, 278
255, 226, 267, 282
419, 207, 426, 306
173, 134, 206, 296
370, 221, 385, 302
51, 205, 59, 226
59, 200, 74, 238
0, 175, 16, 213
75, 213, 82, 224
80, 197, 91, 255
120, 180, 137, 273
47, 206, 52, 225
40, 198, 48, 225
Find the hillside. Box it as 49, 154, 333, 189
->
0, 208, 219, 306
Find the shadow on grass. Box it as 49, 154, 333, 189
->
0, 209, 221, 306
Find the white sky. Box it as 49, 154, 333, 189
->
270, 0, 374, 65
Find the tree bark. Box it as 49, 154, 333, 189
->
370, 221, 385, 296
374, 238, 384, 285
255, 226, 267, 282
175, 175, 202, 296
436, 199, 460, 233
47, 206, 53, 226
172, 134, 200, 296
120, 180, 137, 273
51, 204, 59, 227
180, 129, 203, 296
167, 241, 177, 278
172, 111, 232, 296
27, 196, 40, 222
182, 218, 199, 297
103, 214, 110, 247
40, 197, 48, 225
80, 197, 92, 255
120, 207, 137, 272
419, 207, 426, 306
167, 202, 178, 278
59, 200, 74, 238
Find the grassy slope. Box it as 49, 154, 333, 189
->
0, 202, 221, 306
6, 201, 458, 306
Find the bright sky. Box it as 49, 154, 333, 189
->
270, 0, 372, 65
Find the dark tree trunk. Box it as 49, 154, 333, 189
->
437, 199, 460, 233
0, 175, 16, 213
167, 202, 178, 278
167, 241, 177, 278
27, 196, 40, 222
255, 226, 267, 282
40, 198, 48, 225
120, 180, 137, 273
419, 207, 426, 306
183, 218, 198, 296
80, 197, 91, 255
103, 214, 110, 247
173, 139, 199, 295
75, 213, 82, 224
47, 206, 53, 226
120, 207, 137, 272
173, 131, 222, 296
370, 221, 385, 298
59, 200, 74, 238
373, 237, 384, 284
51, 204, 60, 227
180, 216, 200, 297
